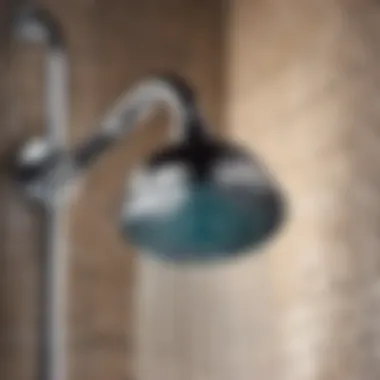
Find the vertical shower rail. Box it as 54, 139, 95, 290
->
13, 7, 70, 380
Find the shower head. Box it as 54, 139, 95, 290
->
15, 74, 286, 262
121, 131, 284, 261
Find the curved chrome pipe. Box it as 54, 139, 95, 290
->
74, 74, 206, 168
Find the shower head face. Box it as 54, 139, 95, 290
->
120, 136, 285, 262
